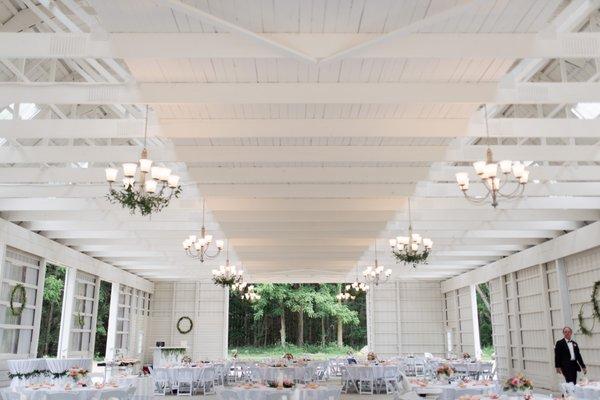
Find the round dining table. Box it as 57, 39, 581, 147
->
410, 380, 500, 400
219, 384, 341, 400
1, 384, 132, 400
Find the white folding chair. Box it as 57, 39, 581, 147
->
126, 385, 136, 399
0, 390, 21, 400
357, 366, 375, 395
199, 367, 216, 395
152, 368, 171, 396
177, 367, 195, 396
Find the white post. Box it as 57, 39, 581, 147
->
88, 277, 101, 358
30, 259, 47, 358
470, 284, 482, 360
555, 258, 573, 327
57, 267, 76, 358
223, 285, 229, 359
105, 283, 120, 361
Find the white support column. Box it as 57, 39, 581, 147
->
88, 277, 101, 359
555, 258, 573, 327
395, 282, 402, 355
30, 259, 47, 358
366, 290, 374, 351
105, 283, 120, 361
222, 286, 229, 359
470, 285, 482, 360
57, 267, 76, 358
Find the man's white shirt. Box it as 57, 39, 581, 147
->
567, 340, 575, 361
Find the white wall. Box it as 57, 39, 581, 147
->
147, 282, 228, 363
442, 234, 600, 391
443, 286, 478, 359
367, 281, 445, 357
0, 218, 153, 386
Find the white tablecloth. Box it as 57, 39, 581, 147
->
346, 365, 400, 380
411, 382, 500, 400
1, 385, 131, 400
562, 382, 600, 399
45, 358, 92, 373
218, 385, 341, 400
6, 359, 47, 374
155, 366, 209, 382
258, 367, 308, 382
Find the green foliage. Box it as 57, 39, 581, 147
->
37, 264, 66, 358
476, 283, 493, 348
94, 281, 112, 360
480, 345, 494, 361
576, 280, 600, 337
230, 283, 366, 350
229, 343, 358, 360
392, 249, 430, 268
9, 283, 27, 316
106, 185, 181, 216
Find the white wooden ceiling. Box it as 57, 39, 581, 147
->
0, 0, 599, 283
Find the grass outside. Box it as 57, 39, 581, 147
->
481, 345, 494, 361
229, 343, 361, 360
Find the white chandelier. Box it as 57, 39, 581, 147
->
389, 199, 433, 268
212, 242, 243, 287
105, 106, 181, 216
232, 282, 261, 302
363, 243, 392, 286
336, 279, 369, 301
182, 199, 224, 262
455, 105, 529, 208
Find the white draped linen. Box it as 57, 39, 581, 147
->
1, 385, 133, 400
561, 382, 600, 399
6, 359, 47, 375
45, 358, 92, 373
411, 382, 500, 400
155, 366, 209, 382
218, 385, 341, 400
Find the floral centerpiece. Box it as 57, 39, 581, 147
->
283, 353, 294, 361
67, 367, 88, 383
181, 355, 192, 365
436, 364, 454, 380
367, 352, 377, 362
462, 352, 471, 360
503, 373, 533, 397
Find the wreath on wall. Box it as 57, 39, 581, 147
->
177, 316, 193, 334
578, 281, 600, 336
9, 283, 27, 316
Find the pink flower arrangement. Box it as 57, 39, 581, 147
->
503, 373, 533, 392
436, 364, 455, 378
67, 367, 88, 381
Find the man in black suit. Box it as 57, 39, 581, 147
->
555, 326, 586, 384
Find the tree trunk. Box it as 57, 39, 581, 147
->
321, 316, 326, 346
280, 310, 286, 346
297, 310, 304, 346
337, 318, 343, 347
263, 317, 268, 347
44, 302, 54, 356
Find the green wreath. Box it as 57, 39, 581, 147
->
9, 284, 27, 316
578, 281, 600, 336
177, 316, 193, 334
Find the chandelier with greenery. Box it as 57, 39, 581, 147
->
105, 106, 181, 216
363, 242, 392, 286
231, 281, 261, 302
182, 199, 224, 262
212, 242, 243, 287
389, 199, 433, 268
455, 104, 529, 208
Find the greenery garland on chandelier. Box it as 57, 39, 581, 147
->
578, 281, 600, 336
106, 185, 181, 216
10, 283, 27, 316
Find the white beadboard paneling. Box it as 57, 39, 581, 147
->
147, 282, 228, 363
368, 281, 445, 357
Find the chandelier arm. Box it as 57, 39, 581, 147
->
497, 182, 525, 199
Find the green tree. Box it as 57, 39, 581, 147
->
253, 284, 291, 346
285, 284, 316, 346
476, 283, 493, 348
37, 264, 65, 357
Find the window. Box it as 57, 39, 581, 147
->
0, 247, 42, 356
69, 271, 98, 354
116, 286, 133, 352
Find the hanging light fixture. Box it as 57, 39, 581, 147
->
363, 242, 392, 286
389, 198, 433, 268
182, 199, 224, 262
105, 106, 182, 216
232, 282, 261, 302
212, 241, 243, 287
455, 104, 529, 208
337, 265, 369, 301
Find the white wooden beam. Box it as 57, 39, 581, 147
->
0, 165, 598, 184
4, 118, 600, 139
8, 81, 600, 104
9, 32, 600, 59
0, 145, 598, 163
441, 220, 600, 292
